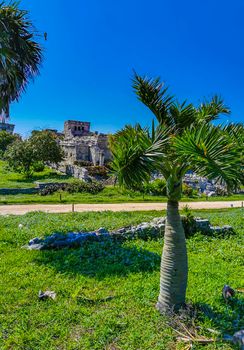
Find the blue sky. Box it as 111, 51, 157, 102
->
11, 0, 244, 136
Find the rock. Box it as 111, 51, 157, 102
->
29, 237, 42, 245
195, 219, 210, 232
117, 228, 126, 233
24, 216, 233, 251
96, 227, 109, 234
233, 330, 244, 349
222, 285, 235, 301
27, 243, 45, 250
39, 290, 56, 300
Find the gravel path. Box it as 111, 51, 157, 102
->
0, 201, 243, 215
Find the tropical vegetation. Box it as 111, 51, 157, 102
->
111, 73, 243, 312
0, 1, 42, 119
4, 130, 63, 177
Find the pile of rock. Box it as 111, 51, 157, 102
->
24, 216, 233, 251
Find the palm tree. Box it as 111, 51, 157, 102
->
111, 73, 243, 313
0, 1, 42, 121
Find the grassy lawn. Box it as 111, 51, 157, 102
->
0, 160, 73, 188
0, 161, 243, 204
0, 208, 243, 349
0, 187, 243, 205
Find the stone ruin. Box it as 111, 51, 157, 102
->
24, 217, 233, 251
60, 120, 111, 166
50, 120, 112, 180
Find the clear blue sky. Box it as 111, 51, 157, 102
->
11, 0, 244, 136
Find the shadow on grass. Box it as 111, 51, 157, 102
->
9, 172, 72, 184
197, 297, 244, 336
34, 240, 161, 279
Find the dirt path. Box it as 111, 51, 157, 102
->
0, 201, 243, 215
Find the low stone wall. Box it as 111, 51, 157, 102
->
24, 217, 233, 251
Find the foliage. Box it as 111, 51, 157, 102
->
32, 161, 45, 173
4, 130, 63, 178
0, 1, 43, 115
29, 130, 64, 164
86, 165, 109, 177
4, 139, 37, 177
142, 179, 167, 196
111, 73, 243, 196
39, 183, 67, 196
66, 179, 104, 194
0, 209, 242, 349
0, 130, 20, 157
40, 179, 105, 196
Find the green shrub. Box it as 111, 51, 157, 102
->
66, 179, 104, 194
182, 183, 194, 197
33, 161, 45, 172
181, 205, 197, 238
87, 166, 108, 177
144, 179, 167, 196
39, 183, 67, 196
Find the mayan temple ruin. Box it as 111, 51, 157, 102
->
50, 120, 112, 179
60, 120, 111, 166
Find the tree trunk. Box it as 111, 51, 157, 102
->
156, 200, 188, 313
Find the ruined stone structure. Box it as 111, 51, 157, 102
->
59, 120, 111, 166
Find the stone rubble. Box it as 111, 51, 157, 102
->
23, 216, 233, 251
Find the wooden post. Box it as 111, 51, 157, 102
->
72, 203, 75, 212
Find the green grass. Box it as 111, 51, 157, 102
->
0, 160, 73, 188
0, 187, 243, 205
0, 160, 243, 204
0, 208, 243, 349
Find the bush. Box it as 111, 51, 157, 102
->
182, 183, 194, 197
39, 183, 67, 196
33, 161, 45, 172
144, 179, 167, 196
66, 180, 104, 194
181, 205, 197, 238
87, 166, 108, 177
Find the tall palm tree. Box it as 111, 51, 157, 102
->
0, 1, 42, 121
111, 73, 243, 313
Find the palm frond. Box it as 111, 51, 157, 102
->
132, 72, 174, 126
110, 124, 170, 189
168, 101, 197, 132
196, 95, 230, 123
0, 2, 43, 111
175, 123, 243, 189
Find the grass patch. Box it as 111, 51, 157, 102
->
0, 209, 243, 349
0, 160, 243, 204
0, 160, 73, 188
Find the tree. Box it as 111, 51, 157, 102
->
29, 130, 64, 164
111, 73, 243, 313
0, 1, 42, 119
5, 139, 37, 177
0, 130, 20, 157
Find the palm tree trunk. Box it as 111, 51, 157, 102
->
156, 200, 188, 313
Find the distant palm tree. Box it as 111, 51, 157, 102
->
0, 1, 42, 121
111, 73, 243, 313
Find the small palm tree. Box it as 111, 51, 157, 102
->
111, 73, 243, 313
0, 1, 42, 120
